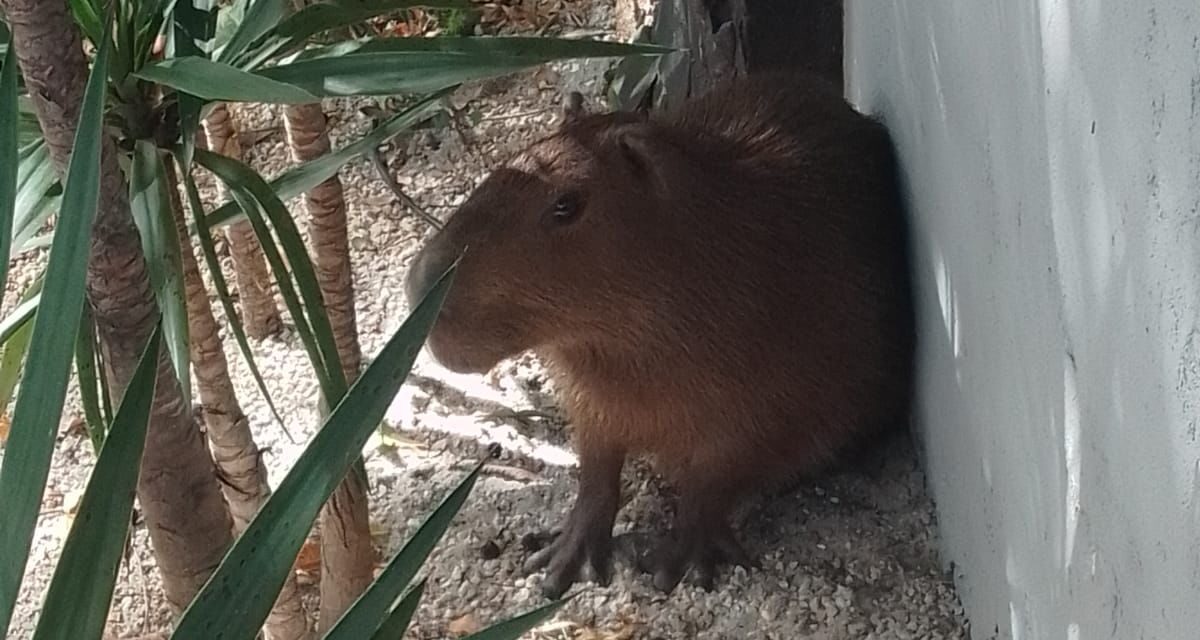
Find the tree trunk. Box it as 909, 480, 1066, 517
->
281, 105, 362, 381
314, 470, 372, 633
282, 102, 373, 632
165, 162, 312, 639
1, 0, 232, 612
203, 103, 282, 339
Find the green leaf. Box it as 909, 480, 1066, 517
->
171, 0, 220, 167
194, 148, 347, 401
0, 289, 39, 346
215, 0, 288, 64
111, 0, 138, 87
0, 276, 43, 420
13, 196, 57, 254
74, 303, 109, 451
13, 141, 58, 250
0, 30, 111, 637
463, 600, 569, 640
136, 56, 320, 103
604, 20, 663, 113
177, 161, 289, 433
170, 256, 458, 640
131, 0, 170, 52
261, 51, 497, 96
276, 0, 472, 41
68, 0, 105, 47
0, 318, 32, 429
203, 86, 450, 229
30, 325, 161, 640
259, 36, 669, 98
212, 0, 248, 55
172, 0, 220, 53
16, 102, 43, 148
250, 0, 472, 64
0, 40, 19, 296
325, 461, 484, 638
129, 141, 190, 409
369, 579, 425, 640
291, 34, 670, 59
15, 231, 53, 255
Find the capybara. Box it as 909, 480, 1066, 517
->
405, 71, 915, 597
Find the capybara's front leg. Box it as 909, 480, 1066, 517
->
524, 440, 625, 599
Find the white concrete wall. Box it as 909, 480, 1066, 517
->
844, 2, 1200, 638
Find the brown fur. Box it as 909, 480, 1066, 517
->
405, 71, 915, 595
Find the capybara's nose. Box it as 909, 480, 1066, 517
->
405, 239, 455, 310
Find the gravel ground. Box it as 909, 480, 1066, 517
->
4, 2, 972, 638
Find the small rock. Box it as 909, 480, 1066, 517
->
447, 613, 481, 636
479, 540, 502, 560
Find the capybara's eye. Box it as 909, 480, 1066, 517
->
551, 193, 582, 223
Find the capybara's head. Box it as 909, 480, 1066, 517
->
405, 95, 677, 374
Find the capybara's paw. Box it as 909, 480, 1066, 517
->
523, 512, 614, 599
637, 523, 758, 592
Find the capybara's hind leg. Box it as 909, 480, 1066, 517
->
638, 480, 758, 592
524, 443, 625, 599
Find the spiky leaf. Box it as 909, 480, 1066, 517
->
0, 31, 111, 636
30, 326, 161, 640
170, 258, 457, 639
129, 141, 190, 408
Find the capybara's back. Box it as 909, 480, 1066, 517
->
405, 71, 915, 595
636, 73, 916, 478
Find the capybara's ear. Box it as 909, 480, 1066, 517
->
609, 123, 665, 192
561, 91, 586, 126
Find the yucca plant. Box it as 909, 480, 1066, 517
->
0, 0, 664, 637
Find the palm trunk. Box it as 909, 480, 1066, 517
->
281, 104, 362, 380
314, 469, 372, 633
164, 162, 313, 639
282, 102, 373, 631
164, 163, 268, 529
1, 0, 232, 612
203, 102, 282, 339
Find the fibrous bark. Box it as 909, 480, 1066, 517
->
282, 101, 373, 632
165, 161, 312, 639
281, 104, 362, 381
1, 0, 231, 612
203, 103, 282, 339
